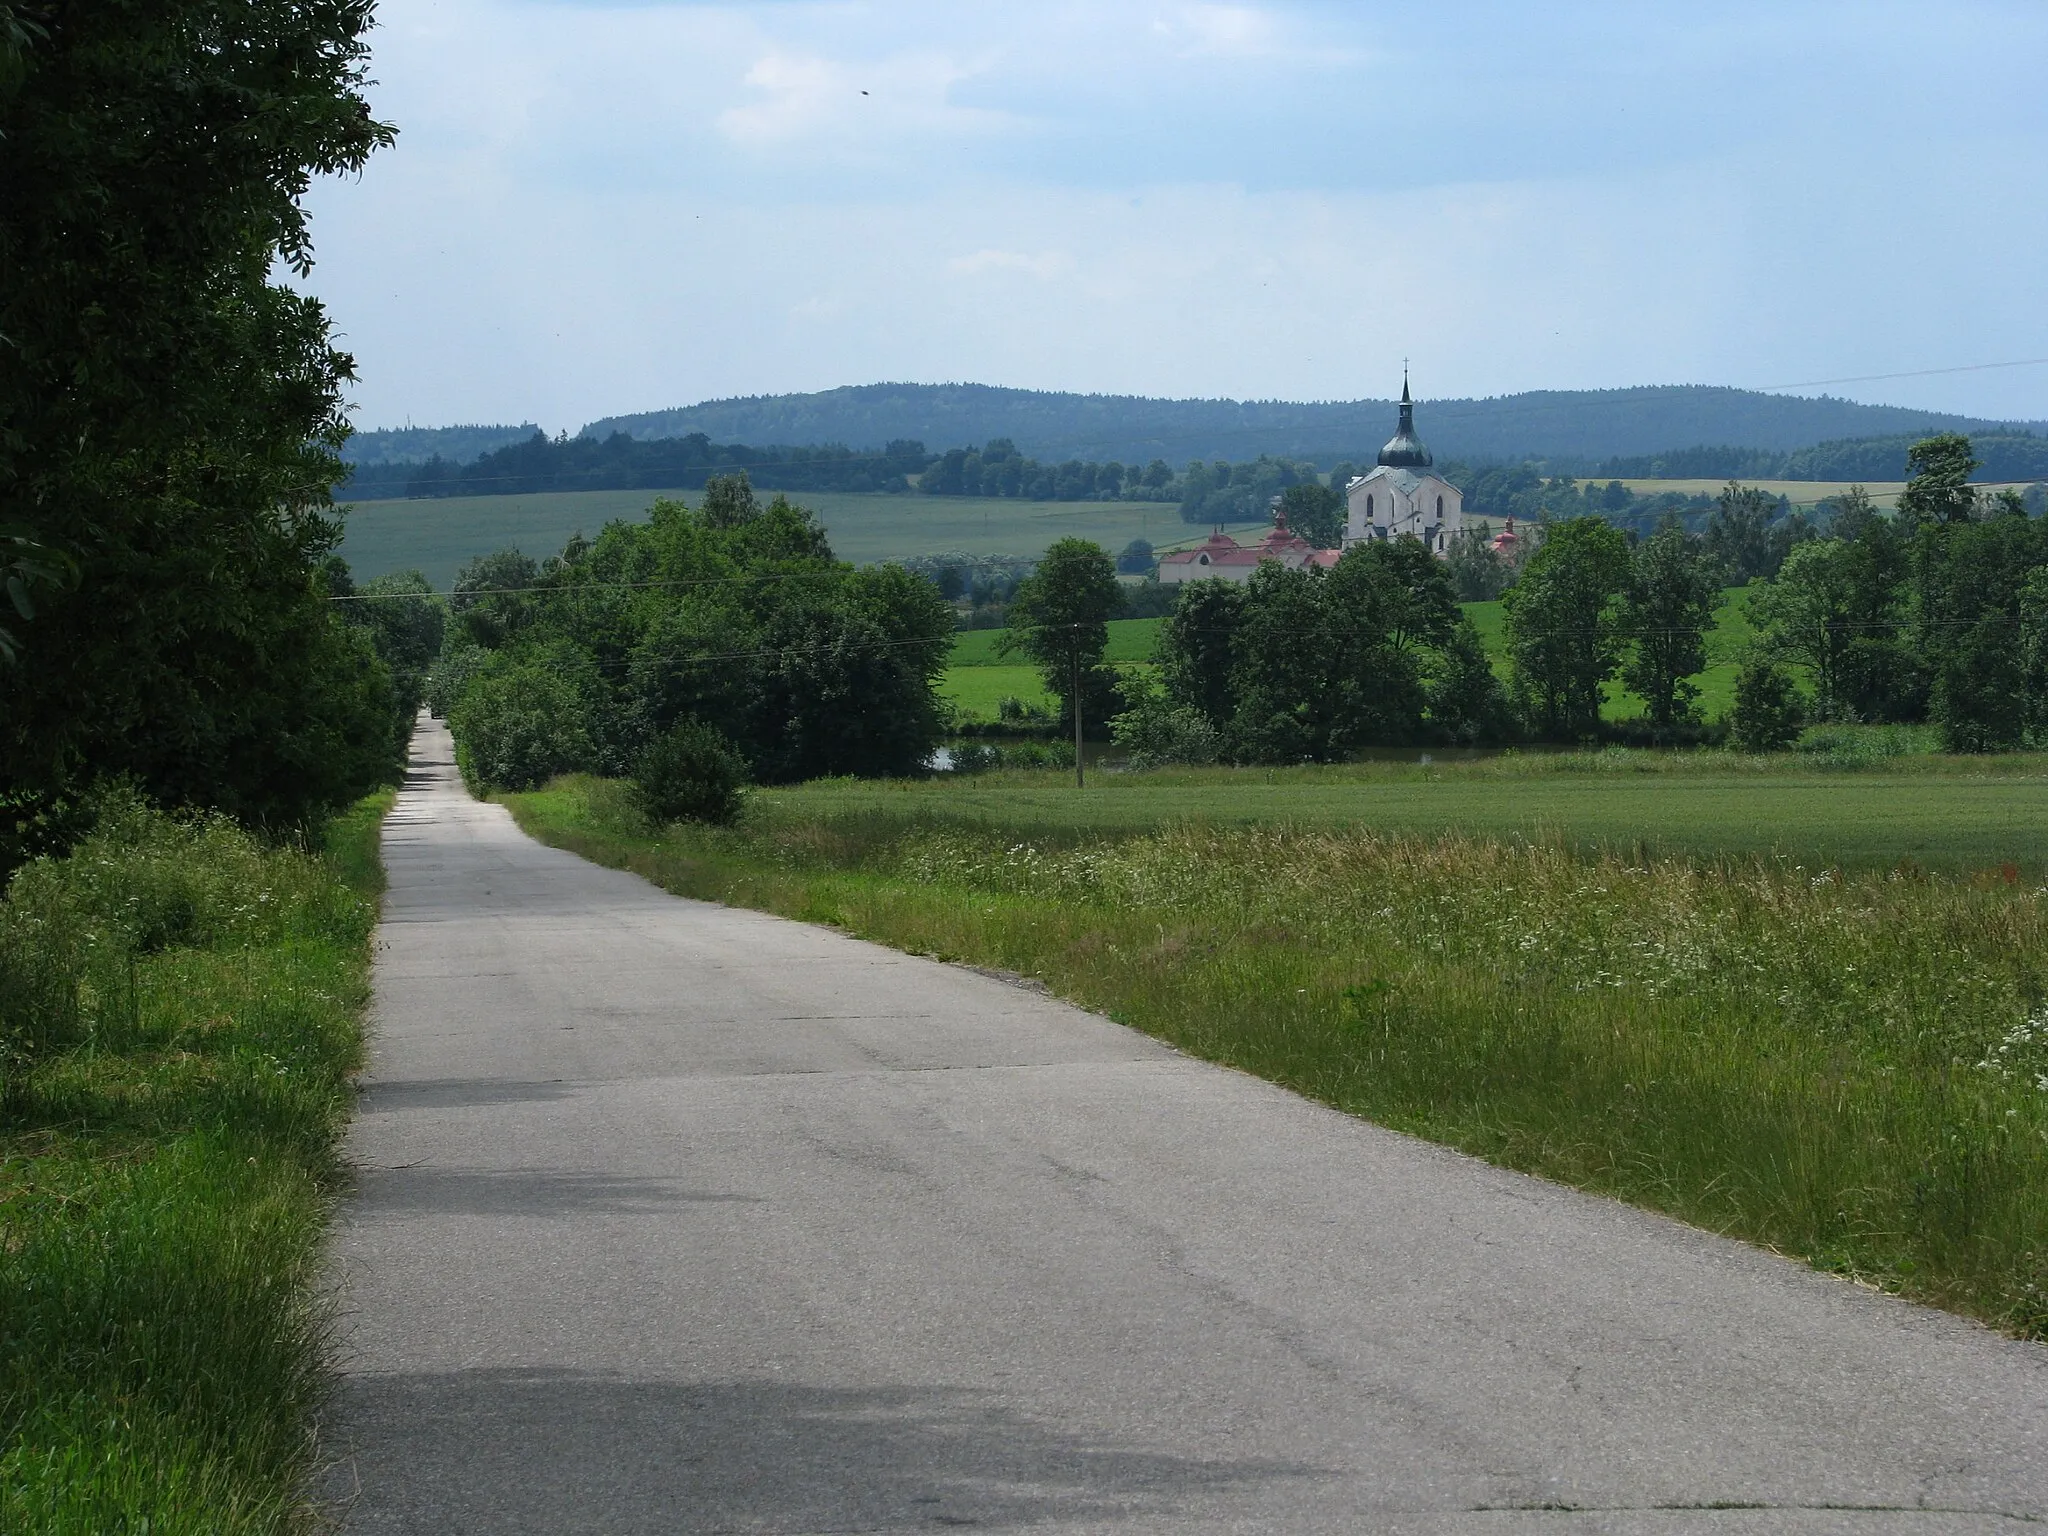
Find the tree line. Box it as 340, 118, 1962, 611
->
1591, 432, 2048, 486
430, 475, 955, 795
1, 0, 406, 873
995, 433, 2042, 764
344, 431, 935, 500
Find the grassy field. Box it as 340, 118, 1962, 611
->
768, 745, 2048, 873
0, 791, 385, 1533
504, 768, 2048, 1340
1617, 477, 2038, 508
339, 487, 1246, 589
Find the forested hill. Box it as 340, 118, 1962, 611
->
342, 422, 540, 465
582, 382, 2045, 468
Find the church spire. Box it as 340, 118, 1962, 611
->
1377, 369, 1432, 469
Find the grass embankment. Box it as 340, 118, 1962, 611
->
508, 766, 2048, 1337
0, 791, 387, 1534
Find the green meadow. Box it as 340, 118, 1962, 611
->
768, 746, 2048, 874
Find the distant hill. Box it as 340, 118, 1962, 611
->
581, 382, 2047, 469
1597, 433, 2048, 485
342, 423, 540, 465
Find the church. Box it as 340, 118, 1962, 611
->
1344, 378, 1465, 556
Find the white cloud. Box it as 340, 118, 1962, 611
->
946, 249, 1075, 281
298, 0, 2048, 429
714, 46, 1014, 161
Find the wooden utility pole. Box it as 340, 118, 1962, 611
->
1072, 631, 1085, 789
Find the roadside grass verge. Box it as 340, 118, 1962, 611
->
0, 789, 388, 1535
507, 775, 2048, 1338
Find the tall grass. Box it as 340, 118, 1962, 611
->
0, 789, 386, 1534
511, 777, 2048, 1337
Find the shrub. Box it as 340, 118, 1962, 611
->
1110, 688, 1222, 768
447, 663, 593, 791
1730, 659, 1804, 752
996, 695, 1052, 724
1000, 739, 1076, 770
949, 743, 1004, 774
632, 719, 749, 827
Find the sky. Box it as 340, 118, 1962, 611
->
299, 0, 2048, 433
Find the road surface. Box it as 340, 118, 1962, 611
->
323, 718, 2048, 1532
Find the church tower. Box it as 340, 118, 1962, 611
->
1342, 373, 1464, 556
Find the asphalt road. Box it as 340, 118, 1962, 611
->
323, 718, 2048, 1533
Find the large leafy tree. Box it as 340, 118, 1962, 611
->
1158, 578, 1242, 732
1620, 524, 1720, 731
1001, 538, 1125, 736
1504, 516, 1631, 739
0, 0, 396, 831
444, 476, 956, 788
1278, 482, 1344, 549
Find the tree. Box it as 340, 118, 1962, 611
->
449, 661, 594, 791
344, 569, 446, 719
1897, 434, 1979, 528
1621, 525, 1720, 731
1503, 516, 1631, 739
1730, 660, 1803, 752
1704, 483, 1789, 583
1925, 512, 2045, 752
1748, 540, 1861, 720
1158, 578, 1243, 731
1279, 482, 1344, 548
1445, 524, 1511, 601
1002, 539, 1124, 736
1115, 538, 1154, 575
0, 0, 396, 833
0, 524, 73, 663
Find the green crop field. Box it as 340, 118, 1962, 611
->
338, 487, 1248, 589
763, 749, 2048, 873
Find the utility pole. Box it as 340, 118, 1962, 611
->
1072, 628, 1085, 789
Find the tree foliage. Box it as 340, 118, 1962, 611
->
1001, 538, 1125, 735
0, 0, 399, 836
435, 475, 956, 790
1503, 517, 1632, 740
1142, 539, 1504, 762
1621, 524, 1721, 731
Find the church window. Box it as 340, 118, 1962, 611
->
1436, 495, 1444, 516
1366, 495, 1375, 518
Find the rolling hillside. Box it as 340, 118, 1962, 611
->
581, 382, 2046, 469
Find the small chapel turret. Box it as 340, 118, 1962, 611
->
1342, 374, 1464, 556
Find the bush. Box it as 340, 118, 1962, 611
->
1000, 739, 1076, 770
632, 719, 749, 827
447, 663, 593, 791
1109, 688, 1222, 768
949, 743, 1005, 774
1730, 659, 1804, 753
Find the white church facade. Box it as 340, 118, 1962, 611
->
1158, 379, 1493, 584
1344, 378, 1465, 556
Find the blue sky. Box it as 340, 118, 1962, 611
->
300, 0, 2048, 433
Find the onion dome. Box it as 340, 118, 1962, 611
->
1376, 374, 1432, 468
